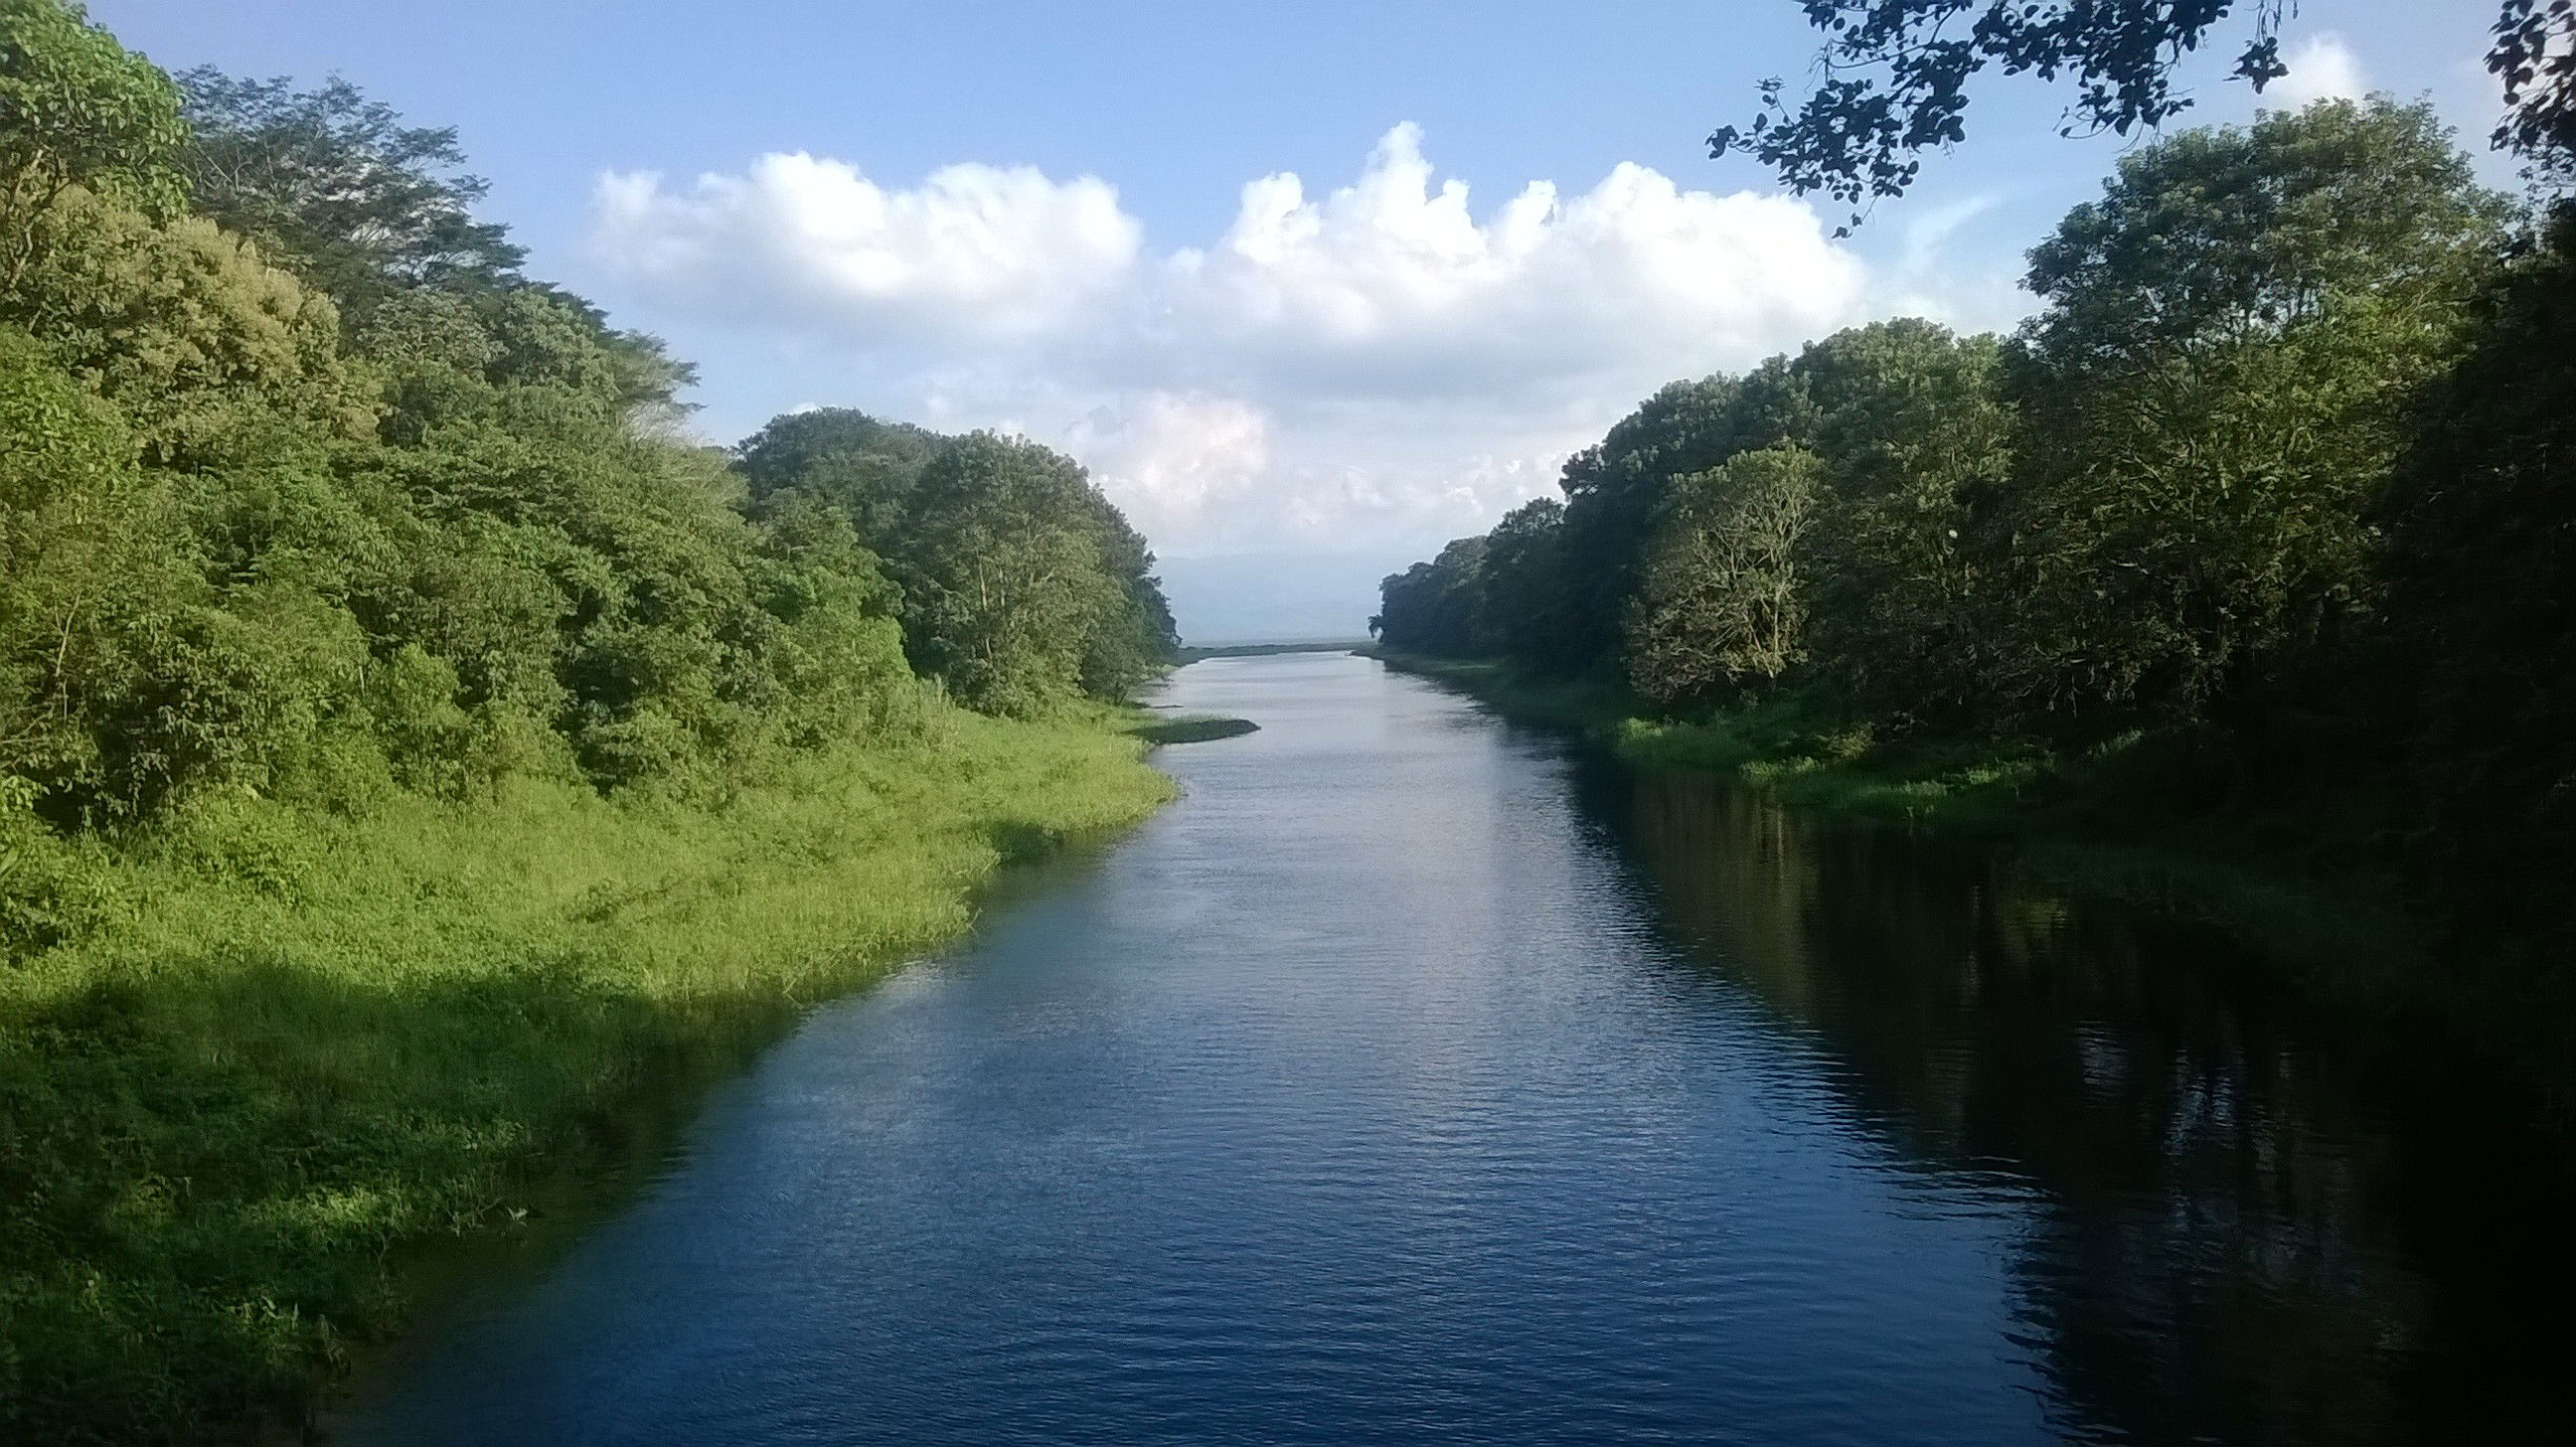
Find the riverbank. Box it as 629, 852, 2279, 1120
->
1359, 648, 2429, 996
0, 708, 1173, 1444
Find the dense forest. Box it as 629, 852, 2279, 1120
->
1376, 94, 2573, 1017
0, 1, 1175, 1438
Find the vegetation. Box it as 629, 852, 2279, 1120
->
1710, 0, 2574, 231
1375, 95, 2575, 1049
1174, 641, 1369, 661
0, 3, 1180, 1438
1130, 713, 1260, 744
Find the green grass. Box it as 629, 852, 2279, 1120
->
1364, 647, 2422, 989
1127, 712, 1261, 744
0, 705, 1173, 1444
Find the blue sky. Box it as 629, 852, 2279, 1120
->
96, 1, 2512, 641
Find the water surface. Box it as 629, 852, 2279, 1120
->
340, 653, 2570, 1445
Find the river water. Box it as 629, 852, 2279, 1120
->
339, 652, 2570, 1446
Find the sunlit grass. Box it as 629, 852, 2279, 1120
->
0, 708, 1173, 1442
1128, 713, 1260, 744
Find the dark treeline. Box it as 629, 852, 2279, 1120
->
1376, 96, 2574, 988
1, 0, 1173, 843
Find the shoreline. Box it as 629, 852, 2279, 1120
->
1357, 647, 2434, 1012
3, 711, 1176, 1444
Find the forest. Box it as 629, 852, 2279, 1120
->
0, 1, 1176, 1437
1374, 93, 2574, 1032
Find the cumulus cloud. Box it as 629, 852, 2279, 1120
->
1156, 124, 1864, 402
592, 154, 1140, 338
1061, 393, 1271, 542
2270, 33, 2370, 108
586, 125, 1875, 561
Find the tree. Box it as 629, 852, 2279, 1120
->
2377, 210, 2576, 961
1992, 100, 2507, 728
735, 406, 941, 555
889, 432, 1169, 715
1555, 362, 1815, 670
1372, 537, 1486, 657
2492, 0, 2576, 187
0, 0, 186, 285
1474, 498, 1575, 663
1711, 1, 2576, 230
2017, 100, 2512, 378
1626, 445, 1825, 705
175, 68, 525, 316
1794, 319, 2013, 718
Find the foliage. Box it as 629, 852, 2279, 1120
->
2378, 212, 2576, 970
734, 405, 940, 550
1794, 318, 2011, 717
1547, 364, 1816, 669
1626, 445, 1824, 705
176, 69, 527, 316
2491, 0, 2576, 187
1710, 0, 2574, 227
0, 7, 1184, 1435
1370, 535, 1486, 657
1473, 497, 1576, 663
751, 425, 1179, 716
1992, 100, 2506, 727
1380, 93, 2566, 997
0, 0, 185, 283
1709, 0, 2290, 232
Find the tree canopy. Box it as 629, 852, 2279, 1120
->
1711, 0, 2576, 230
1380, 92, 2560, 960
0, 0, 1174, 833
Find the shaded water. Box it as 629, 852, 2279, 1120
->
339, 653, 2570, 1445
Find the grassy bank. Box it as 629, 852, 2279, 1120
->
1129, 713, 1261, 744
1362, 648, 2425, 991
0, 708, 1172, 1443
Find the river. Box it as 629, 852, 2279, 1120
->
336, 652, 2571, 1445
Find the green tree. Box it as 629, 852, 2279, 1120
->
175, 69, 526, 317
1371, 536, 1487, 657
1473, 498, 1575, 662
890, 432, 1163, 715
1555, 361, 1815, 671
2377, 212, 2576, 962
0, 0, 185, 285
1992, 100, 2507, 728
734, 406, 940, 551
1794, 319, 2013, 718
1626, 445, 1825, 705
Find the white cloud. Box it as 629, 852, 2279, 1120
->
586, 125, 1873, 562
1154, 124, 1864, 402
592, 154, 1140, 338
2270, 33, 2370, 108
1061, 393, 1271, 543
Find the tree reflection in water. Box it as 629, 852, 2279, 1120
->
1588, 762, 2573, 1445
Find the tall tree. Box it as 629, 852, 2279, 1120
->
2377, 209, 2576, 961
1795, 318, 2013, 719
1627, 445, 1825, 705
1994, 100, 2507, 727
1555, 363, 1815, 670
734, 406, 941, 553
175, 69, 525, 315
0, 0, 186, 286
